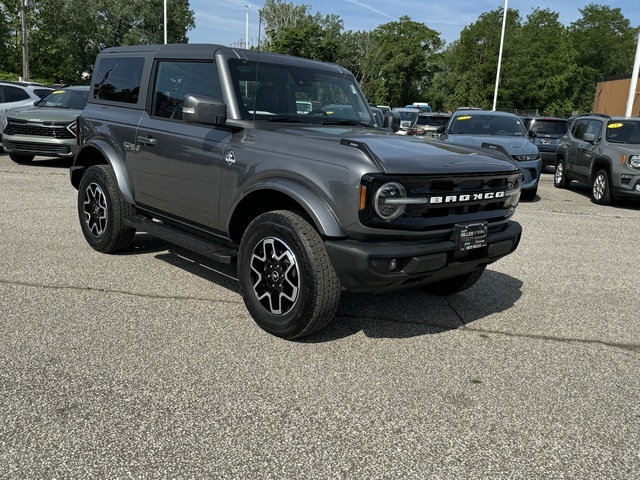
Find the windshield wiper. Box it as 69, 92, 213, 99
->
266, 116, 310, 123
320, 119, 369, 127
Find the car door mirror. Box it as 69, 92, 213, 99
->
383, 111, 401, 132
583, 133, 596, 143
182, 94, 227, 127
528, 129, 537, 138
435, 125, 446, 134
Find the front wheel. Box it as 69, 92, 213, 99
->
554, 159, 570, 188
422, 267, 485, 295
591, 169, 612, 205
77, 165, 136, 253
9, 153, 34, 164
238, 210, 342, 339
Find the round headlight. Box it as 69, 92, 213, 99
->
629, 155, 640, 169
374, 182, 406, 221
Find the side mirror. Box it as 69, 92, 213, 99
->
435, 125, 446, 134
528, 130, 537, 138
583, 133, 596, 143
182, 94, 227, 126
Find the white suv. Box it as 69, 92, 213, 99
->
0, 81, 54, 148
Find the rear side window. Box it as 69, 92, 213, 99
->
151, 61, 221, 121
93, 57, 145, 103
1, 85, 30, 102
572, 119, 589, 139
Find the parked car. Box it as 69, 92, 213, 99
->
2, 85, 89, 163
70, 43, 523, 339
554, 113, 640, 204
435, 109, 542, 201
407, 112, 451, 137
0, 81, 54, 149
392, 107, 420, 135
520, 115, 570, 168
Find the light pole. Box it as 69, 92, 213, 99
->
625, 32, 640, 117
245, 5, 250, 49
492, 0, 508, 111
164, 0, 168, 44
21, 0, 30, 81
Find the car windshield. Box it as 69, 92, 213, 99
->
605, 120, 640, 144
229, 58, 374, 125
526, 119, 569, 135
38, 89, 89, 109
449, 114, 527, 136
397, 110, 418, 121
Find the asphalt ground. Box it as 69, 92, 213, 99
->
1, 154, 639, 479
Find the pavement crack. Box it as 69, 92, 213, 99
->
0, 278, 242, 305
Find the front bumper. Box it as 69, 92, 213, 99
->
2, 135, 77, 158
325, 220, 522, 293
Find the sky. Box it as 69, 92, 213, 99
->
187, 0, 640, 48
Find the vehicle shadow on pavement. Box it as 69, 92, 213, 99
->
151, 240, 523, 341
562, 183, 640, 210
308, 270, 523, 342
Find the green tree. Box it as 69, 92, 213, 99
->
1, 0, 195, 83
507, 8, 575, 115
259, 1, 344, 63
445, 7, 521, 110
367, 16, 443, 107
569, 4, 639, 112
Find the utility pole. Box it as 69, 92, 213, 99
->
21, 0, 30, 81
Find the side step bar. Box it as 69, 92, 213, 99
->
125, 215, 237, 264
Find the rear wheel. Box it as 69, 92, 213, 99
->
591, 169, 612, 205
77, 165, 136, 252
9, 153, 34, 164
554, 159, 570, 188
238, 210, 341, 339
422, 267, 485, 295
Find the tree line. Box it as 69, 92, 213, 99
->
1, 0, 638, 116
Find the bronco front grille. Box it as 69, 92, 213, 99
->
360, 172, 522, 232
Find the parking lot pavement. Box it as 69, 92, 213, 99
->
1, 153, 639, 478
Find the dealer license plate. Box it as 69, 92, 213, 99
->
455, 221, 488, 251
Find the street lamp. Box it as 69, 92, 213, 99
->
492, 0, 508, 111
164, 0, 168, 44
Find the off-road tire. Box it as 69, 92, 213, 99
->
238, 210, 341, 340
77, 165, 136, 253
9, 153, 34, 164
422, 267, 486, 295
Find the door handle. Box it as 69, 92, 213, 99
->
137, 136, 157, 146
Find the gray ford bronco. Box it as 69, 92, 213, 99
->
71, 44, 524, 339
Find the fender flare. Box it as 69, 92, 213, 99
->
231, 178, 346, 238
74, 139, 135, 204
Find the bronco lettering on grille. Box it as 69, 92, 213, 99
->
428, 191, 506, 204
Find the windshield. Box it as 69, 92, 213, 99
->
525, 118, 569, 135
38, 89, 89, 109
229, 58, 374, 125
415, 115, 450, 127
606, 120, 640, 144
449, 114, 527, 136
